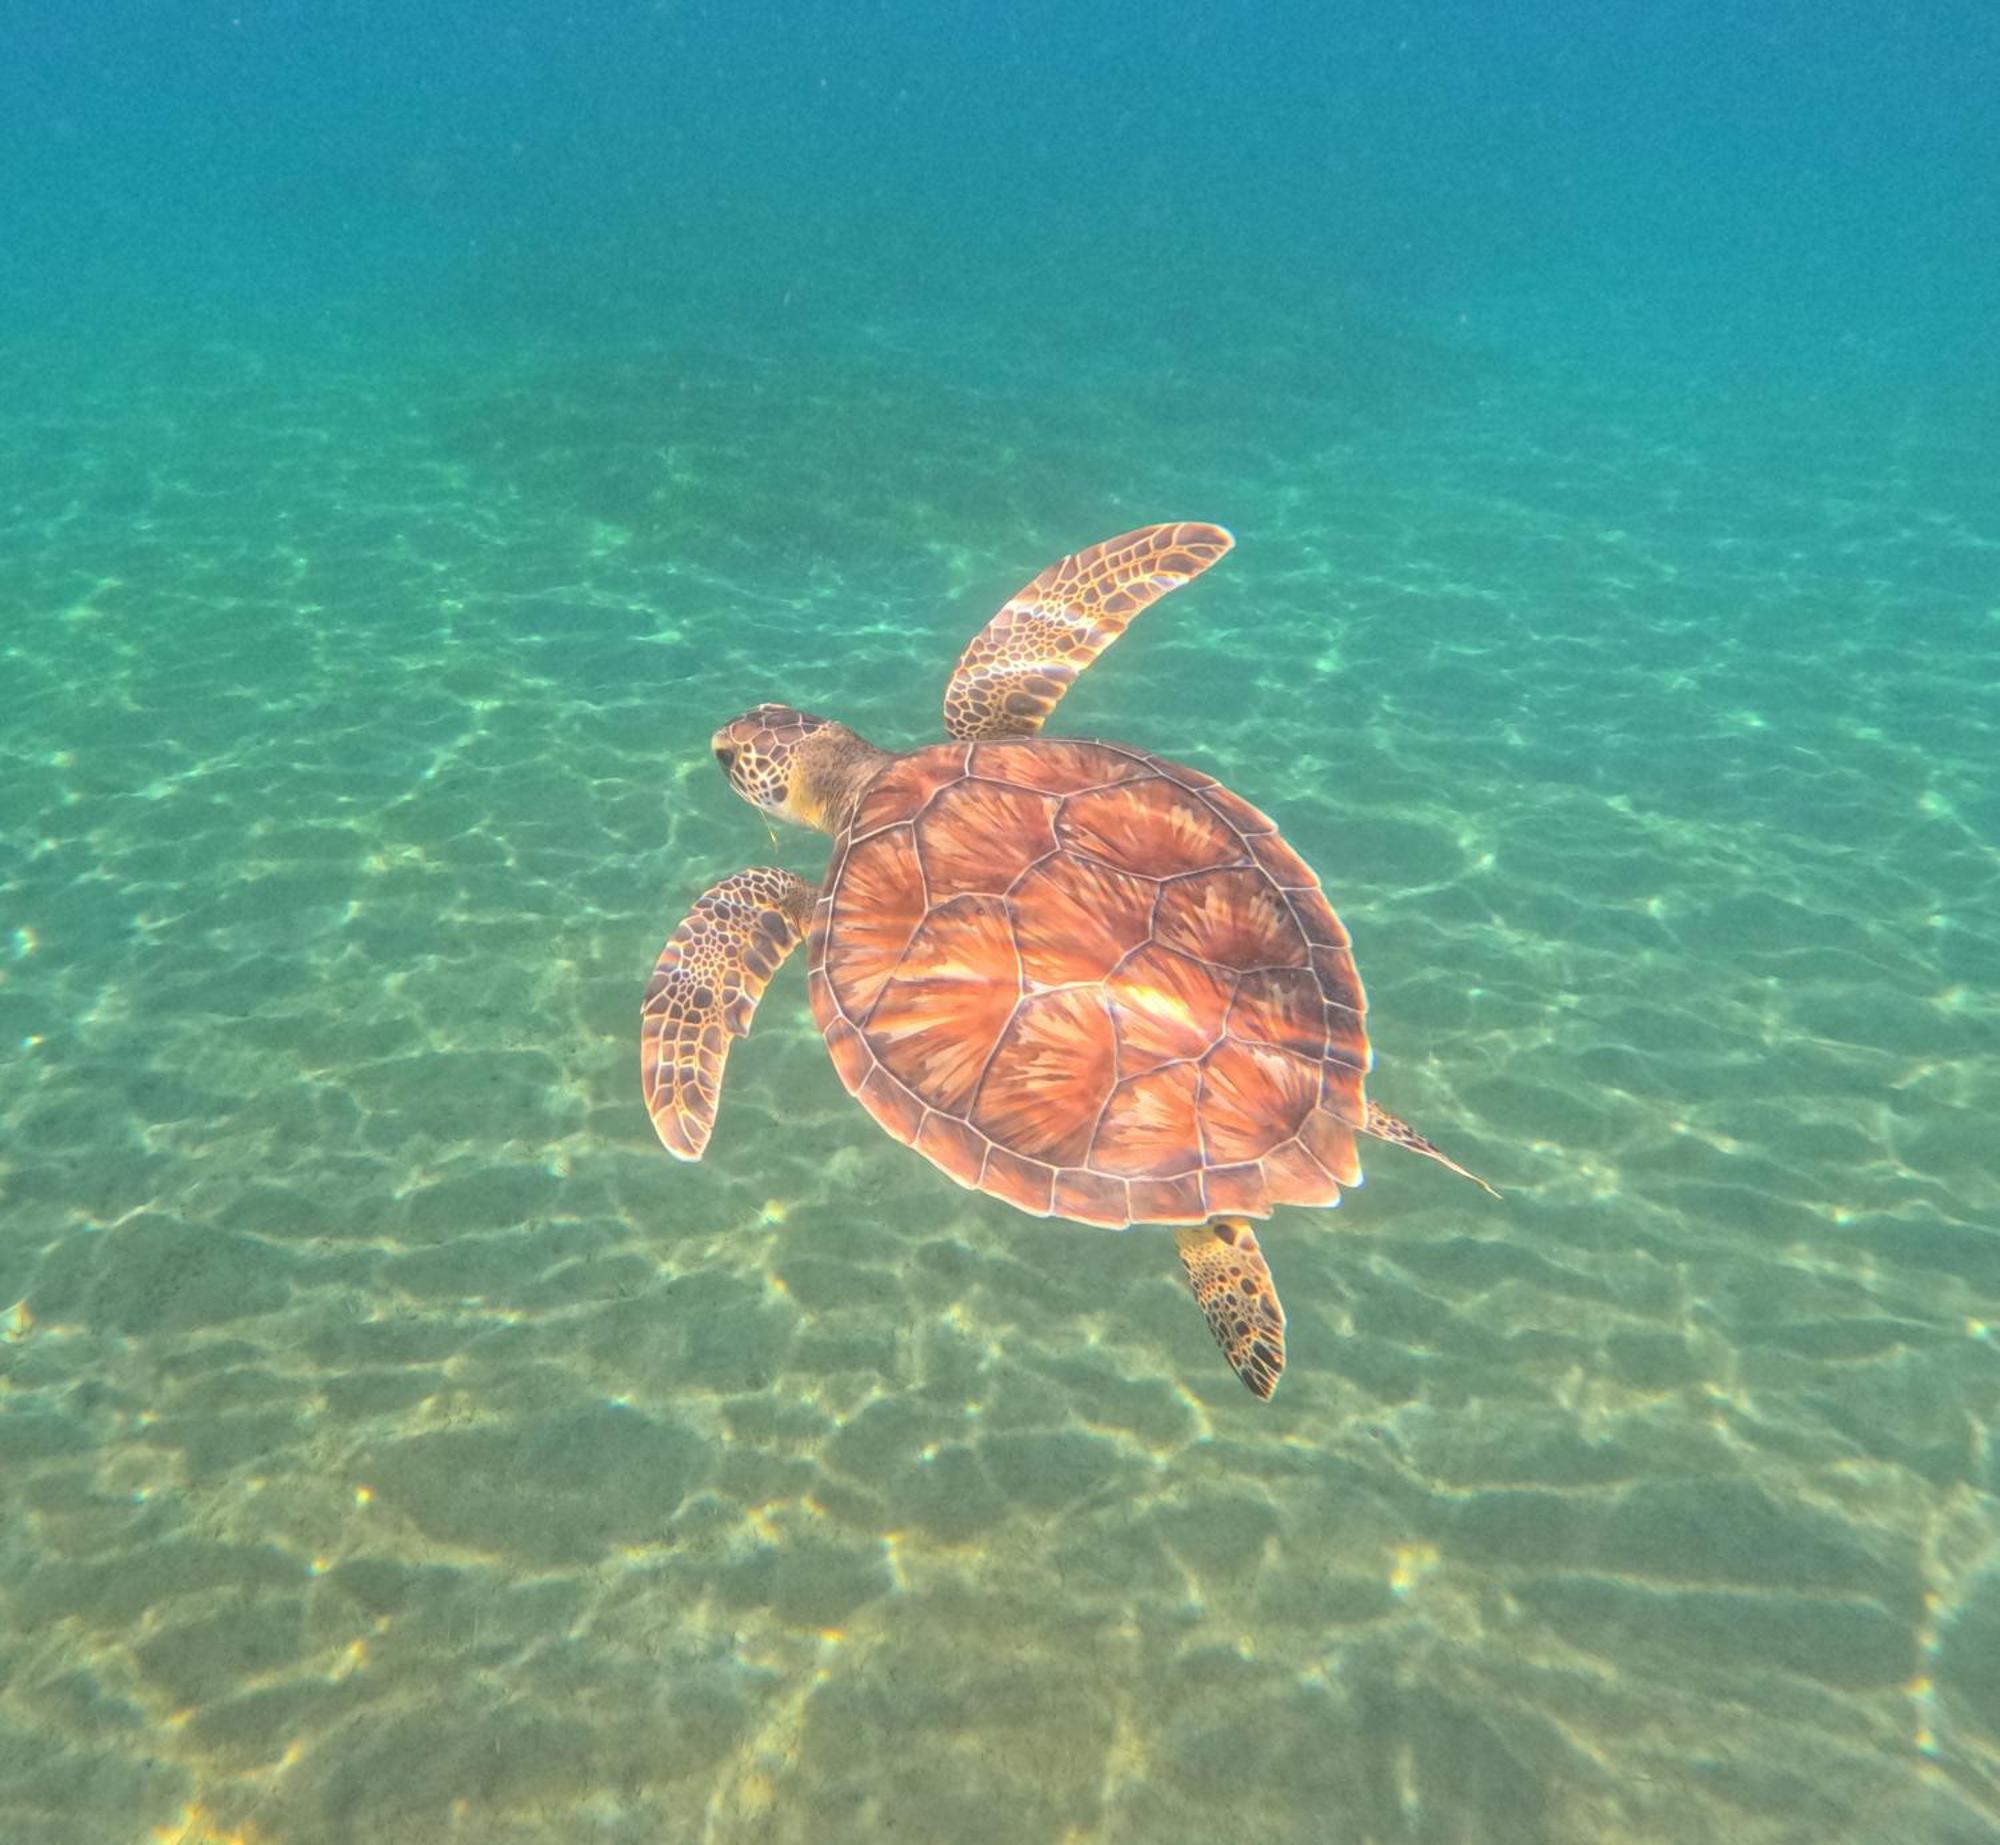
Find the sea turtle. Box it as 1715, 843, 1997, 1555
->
644, 524, 1492, 1398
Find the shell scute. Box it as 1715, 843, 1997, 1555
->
850, 750, 963, 837
860, 1064, 926, 1145
1228, 967, 1330, 1061
970, 739, 1150, 795
1057, 775, 1244, 878
1322, 1001, 1370, 1082
1196, 781, 1278, 838
1127, 1172, 1209, 1223
1249, 829, 1323, 892
1012, 852, 1156, 988
865, 894, 1020, 1113
917, 777, 1060, 900
1260, 1135, 1345, 1209
1151, 758, 1221, 793
1302, 1106, 1363, 1183
1201, 1038, 1321, 1164
824, 826, 928, 1019
1053, 1168, 1131, 1229
984, 1146, 1057, 1215
1293, 891, 1353, 951
1093, 1061, 1204, 1179
823, 1015, 872, 1094
1203, 1162, 1272, 1218
971, 987, 1118, 1166
1310, 943, 1368, 1022
1105, 942, 1228, 1072
1156, 867, 1307, 971
917, 1111, 989, 1188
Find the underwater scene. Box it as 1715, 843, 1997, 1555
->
2, 3, 1997, 1842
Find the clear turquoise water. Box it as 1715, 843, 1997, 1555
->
3, 311, 1996, 1844
5, 3, 2000, 1839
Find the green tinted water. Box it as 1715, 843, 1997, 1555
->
2, 322, 1996, 1844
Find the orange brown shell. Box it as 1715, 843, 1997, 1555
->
805, 739, 1371, 1227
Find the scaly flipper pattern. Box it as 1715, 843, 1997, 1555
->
943, 523, 1234, 741
643, 867, 816, 1159
1364, 1099, 1499, 1197
1175, 1216, 1287, 1400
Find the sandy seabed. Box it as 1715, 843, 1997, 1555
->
1, 317, 1996, 1844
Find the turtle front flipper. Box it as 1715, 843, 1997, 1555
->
1175, 1218, 1287, 1401
642, 867, 815, 1159
943, 523, 1233, 741
1364, 1100, 1500, 1198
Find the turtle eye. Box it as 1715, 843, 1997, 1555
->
714, 745, 737, 773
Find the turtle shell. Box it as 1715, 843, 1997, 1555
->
805, 739, 1371, 1227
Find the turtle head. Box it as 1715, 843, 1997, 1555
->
711, 704, 886, 835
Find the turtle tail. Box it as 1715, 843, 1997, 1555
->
1362, 1101, 1499, 1198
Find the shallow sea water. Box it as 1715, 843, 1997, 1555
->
2, 317, 1997, 1844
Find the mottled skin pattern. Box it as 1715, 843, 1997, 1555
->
943, 522, 1235, 741
1175, 1218, 1286, 1401
704, 706, 817, 816
641, 867, 814, 1158
645, 524, 1494, 1398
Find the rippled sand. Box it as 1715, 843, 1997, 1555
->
1, 320, 1996, 1844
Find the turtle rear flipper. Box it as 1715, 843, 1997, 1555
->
643, 868, 815, 1159
1176, 1218, 1287, 1400
943, 523, 1233, 741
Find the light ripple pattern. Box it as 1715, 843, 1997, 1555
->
1, 324, 1997, 1845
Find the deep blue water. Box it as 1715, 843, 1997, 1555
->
8, 1, 1994, 366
